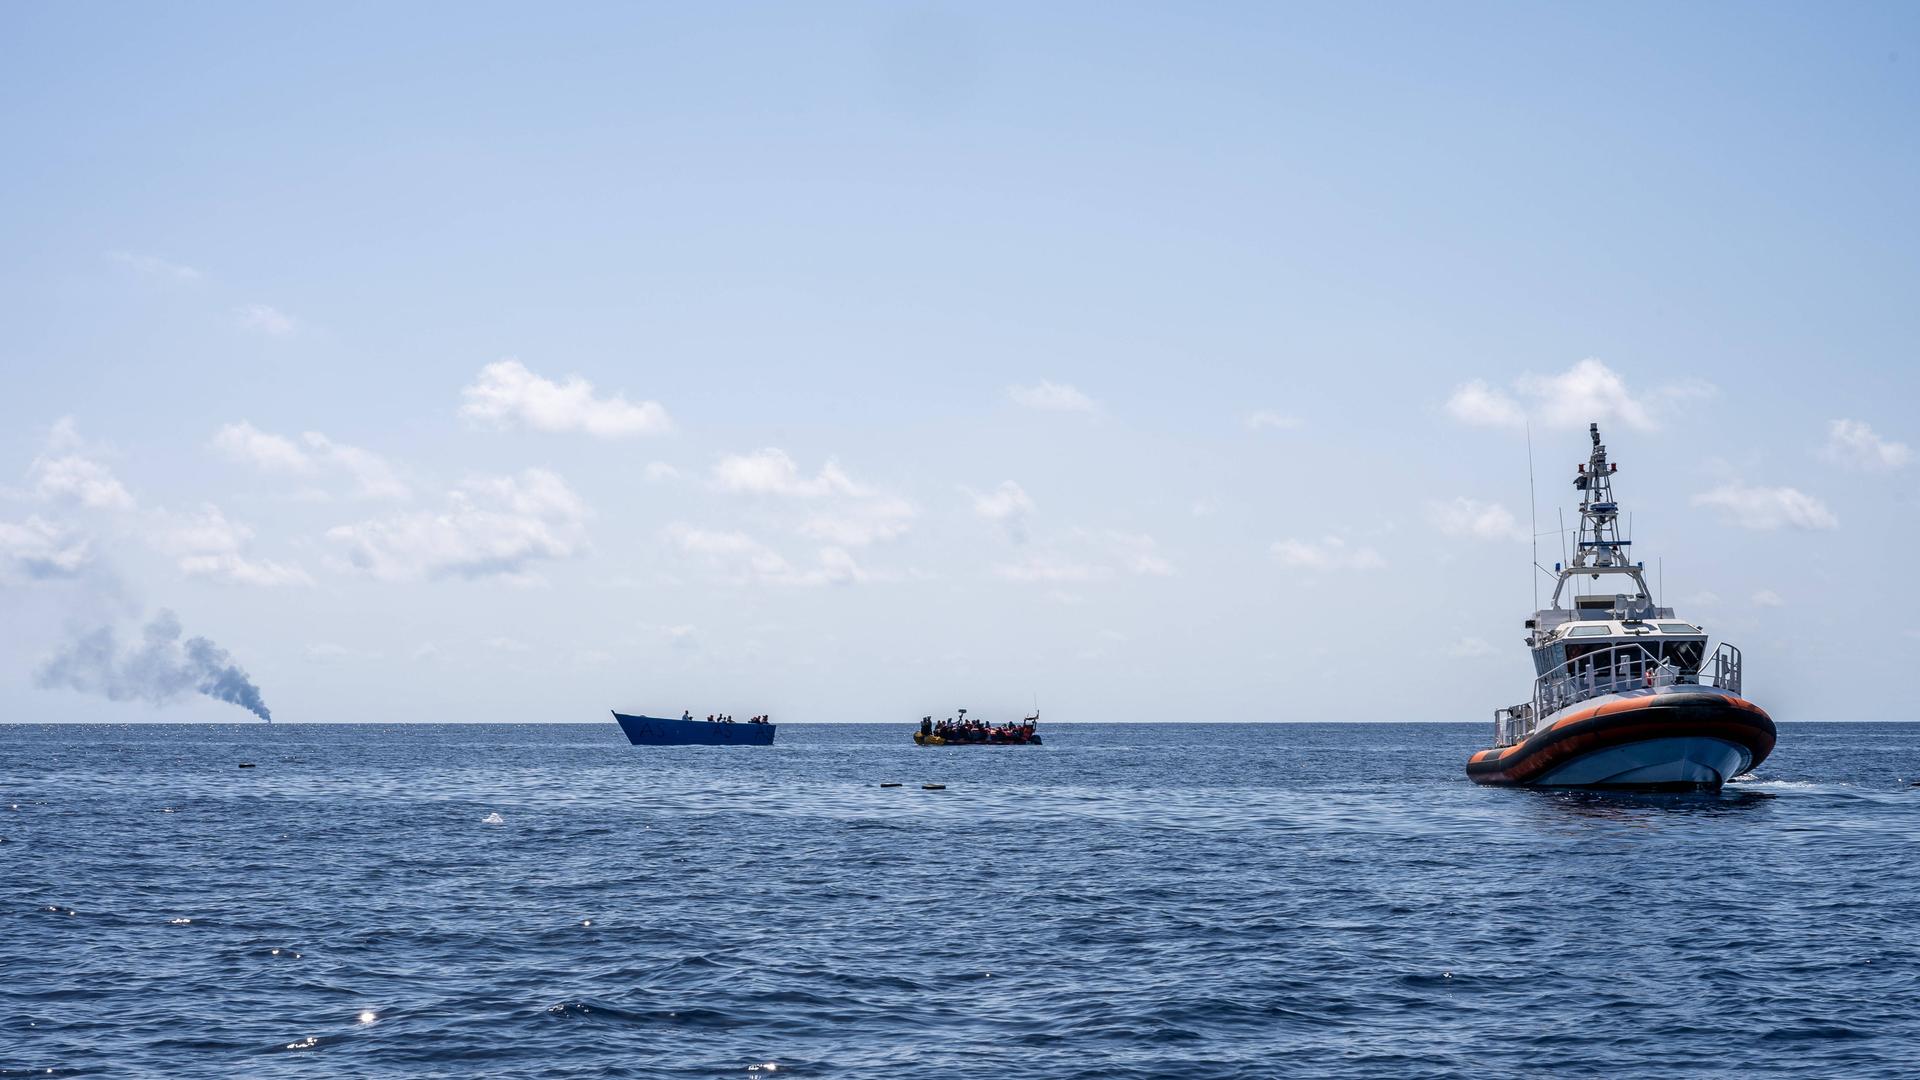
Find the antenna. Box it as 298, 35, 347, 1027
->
1558, 507, 1569, 573
1527, 422, 1538, 612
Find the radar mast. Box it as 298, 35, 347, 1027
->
1547, 423, 1654, 615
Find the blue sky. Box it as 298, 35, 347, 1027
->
2, 3, 1915, 723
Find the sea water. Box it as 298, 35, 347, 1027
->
2, 722, 1917, 1078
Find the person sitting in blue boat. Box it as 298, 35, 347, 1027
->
682, 710, 692, 721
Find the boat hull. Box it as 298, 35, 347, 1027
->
1467, 688, 1773, 790
613, 713, 776, 746
913, 732, 1042, 746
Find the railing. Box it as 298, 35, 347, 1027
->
1493, 641, 1744, 747
1493, 702, 1535, 748
1708, 642, 1741, 697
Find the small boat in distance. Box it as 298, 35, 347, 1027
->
613, 712, 777, 746
1467, 424, 1775, 790
913, 709, 1043, 746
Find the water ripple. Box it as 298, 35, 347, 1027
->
1, 721, 1916, 1078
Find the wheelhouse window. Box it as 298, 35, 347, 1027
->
1662, 641, 1705, 671
1658, 623, 1700, 634
1565, 626, 1612, 638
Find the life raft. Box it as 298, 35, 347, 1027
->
1467, 687, 1774, 789
913, 731, 1043, 746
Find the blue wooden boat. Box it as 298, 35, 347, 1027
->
612, 712, 777, 746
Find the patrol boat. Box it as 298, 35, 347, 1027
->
1467, 424, 1775, 789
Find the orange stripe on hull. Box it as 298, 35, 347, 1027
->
1466, 693, 1775, 787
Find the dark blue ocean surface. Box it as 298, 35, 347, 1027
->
3, 722, 1918, 1078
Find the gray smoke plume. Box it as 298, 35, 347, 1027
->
36, 609, 272, 722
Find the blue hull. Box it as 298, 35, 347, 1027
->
613, 713, 777, 746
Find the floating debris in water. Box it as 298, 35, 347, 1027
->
481, 812, 505, 825
168, 918, 192, 926
922, 784, 946, 790
879, 782, 902, 788
238, 763, 257, 769
747, 1064, 780, 1073
285, 1036, 319, 1050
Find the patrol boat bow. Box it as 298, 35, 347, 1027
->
1466, 424, 1775, 789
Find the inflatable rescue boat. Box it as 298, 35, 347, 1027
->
913, 709, 1043, 746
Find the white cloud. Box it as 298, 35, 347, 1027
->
30, 420, 134, 510
1445, 359, 1709, 431
1110, 531, 1174, 577
1191, 498, 1219, 518
1445, 636, 1499, 658
1245, 410, 1301, 431
1821, 419, 1911, 471
154, 504, 313, 587
32, 454, 135, 510
1752, 589, 1785, 608
1271, 535, 1386, 571
644, 462, 681, 483
1681, 590, 1722, 607
211, 422, 408, 500
107, 250, 201, 281
236, 304, 297, 337
969, 481, 1034, 521
712, 449, 867, 498
798, 496, 916, 547
712, 449, 914, 547
665, 524, 869, 586
327, 468, 591, 582
1008, 380, 1096, 413
460, 359, 672, 438
485, 636, 532, 653
211, 422, 310, 474
306, 434, 410, 501
1692, 483, 1838, 531
181, 552, 313, 588
1443, 380, 1528, 428
1428, 497, 1527, 542
0, 516, 91, 581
